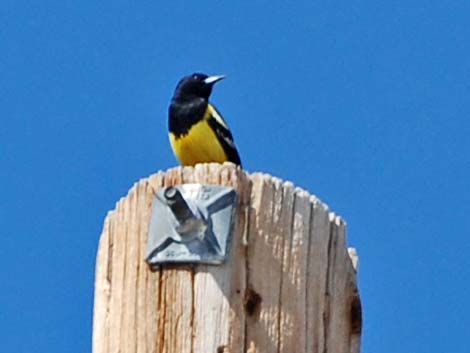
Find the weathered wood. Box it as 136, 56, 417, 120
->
93, 163, 361, 353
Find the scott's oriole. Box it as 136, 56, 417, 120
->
168, 73, 242, 167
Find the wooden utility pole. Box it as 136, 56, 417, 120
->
93, 163, 361, 353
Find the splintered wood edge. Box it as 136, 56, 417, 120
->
348, 248, 359, 272
96, 163, 359, 281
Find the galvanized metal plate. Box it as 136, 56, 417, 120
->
146, 184, 237, 267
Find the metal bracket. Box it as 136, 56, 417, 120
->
146, 184, 237, 267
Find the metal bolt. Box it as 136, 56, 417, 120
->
164, 187, 195, 225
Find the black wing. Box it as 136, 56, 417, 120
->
207, 104, 242, 167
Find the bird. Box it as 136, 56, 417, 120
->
168, 73, 242, 167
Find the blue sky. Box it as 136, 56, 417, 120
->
2, 1, 470, 352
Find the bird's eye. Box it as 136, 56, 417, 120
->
192, 74, 199, 80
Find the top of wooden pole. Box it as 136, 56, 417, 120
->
93, 163, 361, 353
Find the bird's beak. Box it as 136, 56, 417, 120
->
204, 75, 226, 85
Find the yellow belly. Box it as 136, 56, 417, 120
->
169, 120, 228, 166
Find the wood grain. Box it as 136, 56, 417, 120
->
93, 163, 361, 353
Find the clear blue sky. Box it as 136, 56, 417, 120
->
1, 1, 469, 352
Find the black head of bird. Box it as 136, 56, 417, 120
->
172, 73, 226, 102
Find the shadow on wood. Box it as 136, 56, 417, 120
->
93, 163, 362, 353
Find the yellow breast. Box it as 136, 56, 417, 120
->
169, 119, 228, 166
